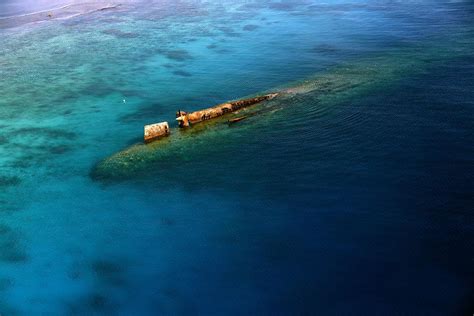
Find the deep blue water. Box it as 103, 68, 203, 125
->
0, 0, 473, 315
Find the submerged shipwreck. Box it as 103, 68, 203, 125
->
92, 46, 435, 181
144, 93, 278, 143
92, 92, 284, 181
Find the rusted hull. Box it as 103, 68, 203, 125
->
176, 93, 278, 127
143, 93, 278, 143
144, 122, 170, 143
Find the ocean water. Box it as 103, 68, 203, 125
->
0, 0, 473, 315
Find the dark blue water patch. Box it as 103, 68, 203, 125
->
92, 259, 127, 287
172, 70, 192, 77
0, 224, 28, 263
0, 301, 17, 316
65, 257, 131, 314
49, 48, 69, 56
0, 175, 21, 187
67, 268, 81, 281
46, 144, 73, 155
0, 135, 9, 145
7, 157, 31, 169
102, 29, 139, 39
7, 153, 44, 169
309, 43, 340, 54
206, 43, 218, 49
157, 48, 193, 62
160, 216, 176, 226
3, 139, 76, 168
0, 277, 13, 291
216, 26, 240, 38
0, 279, 17, 316
11, 127, 77, 140
0, 199, 17, 214
86, 294, 109, 311
81, 82, 116, 97
242, 24, 259, 31
65, 292, 116, 315
216, 48, 231, 54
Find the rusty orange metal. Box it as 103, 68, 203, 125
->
144, 121, 170, 143
176, 93, 278, 128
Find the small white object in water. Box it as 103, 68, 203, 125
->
123, 99, 126, 103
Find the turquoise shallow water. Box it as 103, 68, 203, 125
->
1, 1, 473, 315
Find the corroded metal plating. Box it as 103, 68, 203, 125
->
144, 121, 170, 143
175, 93, 278, 128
